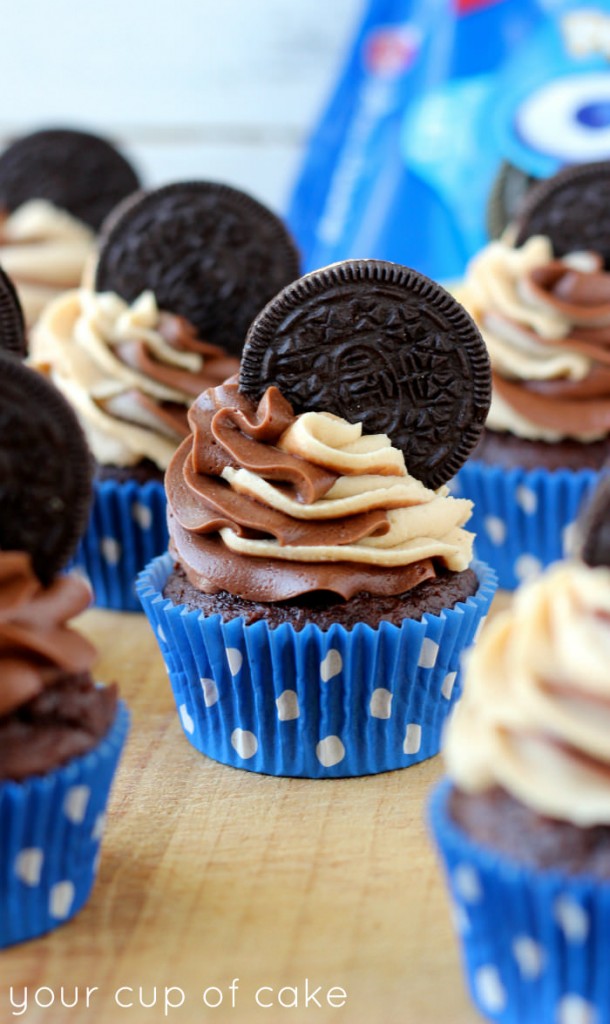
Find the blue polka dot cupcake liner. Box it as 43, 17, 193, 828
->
455, 462, 598, 591
0, 701, 129, 948
72, 479, 168, 612
429, 780, 610, 1024
136, 554, 497, 778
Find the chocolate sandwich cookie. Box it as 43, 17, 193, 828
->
94, 182, 301, 358
577, 474, 610, 568
514, 160, 610, 266
0, 128, 140, 230
486, 160, 539, 240
0, 354, 92, 584
239, 259, 491, 489
0, 266, 26, 356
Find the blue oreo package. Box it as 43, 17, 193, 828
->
288, 0, 610, 282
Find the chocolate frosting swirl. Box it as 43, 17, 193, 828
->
30, 289, 239, 469
0, 552, 97, 718
458, 236, 610, 441
166, 379, 474, 601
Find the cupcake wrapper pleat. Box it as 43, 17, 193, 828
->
429, 780, 610, 1024
72, 479, 167, 612
455, 462, 597, 591
137, 555, 496, 778
0, 701, 130, 948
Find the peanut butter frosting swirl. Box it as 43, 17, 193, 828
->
29, 288, 239, 469
0, 200, 94, 328
166, 379, 475, 601
457, 235, 610, 442
0, 552, 97, 718
445, 561, 610, 826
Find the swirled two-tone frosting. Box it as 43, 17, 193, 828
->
457, 235, 610, 442
445, 561, 610, 826
0, 200, 94, 328
166, 379, 475, 601
0, 551, 96, 717
30, 289, 239, 469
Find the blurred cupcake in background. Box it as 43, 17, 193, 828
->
430, 474, 610, 1024
0, 299, 128, 946
138, 259, 496, 778
454, 160, 610, 589
29, 180, 301, 610
0, 127, 140, 329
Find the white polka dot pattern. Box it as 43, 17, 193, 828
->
512, 935, 546, 979
369, 688, 393, 719
418, 639, 439, 669
132, 502, 153, 530
225, 648, 243, 676
14, 848, 44, 887
231, 729, 258, 759
100, 536, 122, 565
49, 881, 76, 920
320, 649, 342, 682
557, 995, 597, 1024
403, 724, 422, 755
63, 786, 91, 824
201, 678, 219, 707
276, 690, 300, 721
474, 965, 507, 1014
484, 515, 507, 545
316, 736, 345, 768
554, 896, 590, 943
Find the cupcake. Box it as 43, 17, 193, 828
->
454, 160, 610, 589
0, 346, 129, 948
137, 259, 497, 777
430, 475, 610, 1024
0, 127, 140, 329
29, 181, 301, 610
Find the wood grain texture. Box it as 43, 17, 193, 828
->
1, 595, 512, 1024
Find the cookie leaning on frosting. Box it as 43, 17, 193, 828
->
429, 472, 610, 1024
454, 160, 610, 589
137, 258, 497, 779
29, 181, 301, 611
0, 127, 140, 330
0, 294, 129, 947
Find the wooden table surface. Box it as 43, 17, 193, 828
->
1, 591, 512, 1024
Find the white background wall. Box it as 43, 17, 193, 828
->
0, 0, 364, 214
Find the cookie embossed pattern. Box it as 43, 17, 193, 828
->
138, 258, 497, 778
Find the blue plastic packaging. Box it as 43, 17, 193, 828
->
289, 0, 610, 282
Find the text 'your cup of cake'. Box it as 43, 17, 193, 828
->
137, 258, 497, 778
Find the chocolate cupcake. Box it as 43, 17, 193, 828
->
0, 127, 140, 330
29, 181, 301, 610
429, 474, 610, 1024
454, 160, 610, 588
137, 259, 497, 777
0, 350, 129, 948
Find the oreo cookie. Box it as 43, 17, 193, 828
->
514, 160, 610, 267
0, 128, 140, 230
94, 181, 301, 358
239, 259, 491, 490
577, 475, 610, 568
0, 355, 92, 584
486, 161, 539, 240
0, 266, 26, 356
